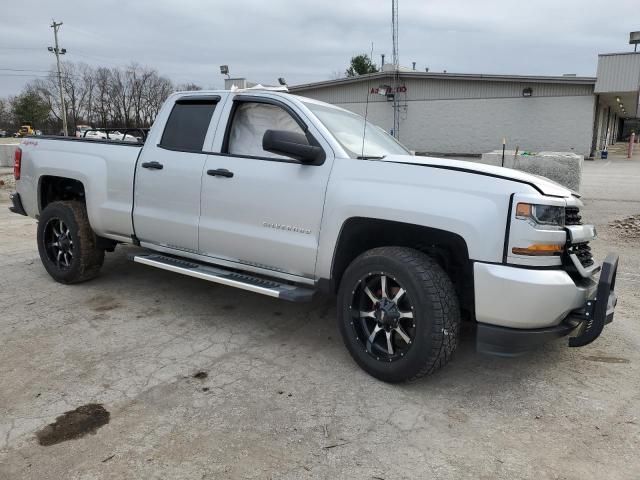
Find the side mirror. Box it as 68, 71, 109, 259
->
262, 129, 324, 164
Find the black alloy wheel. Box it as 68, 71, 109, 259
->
349, 272, 416, 362
337, 247, 460, 382
43, 217, 74, 270
37, 201, 105, 284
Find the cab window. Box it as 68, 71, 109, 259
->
226, 102, 305, 159
160, 99, 217, 151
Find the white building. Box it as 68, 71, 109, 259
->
288, 51, 640, 158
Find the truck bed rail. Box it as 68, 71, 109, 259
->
27, 133, 146, 147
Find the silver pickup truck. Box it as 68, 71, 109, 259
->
9, 89, 619, 382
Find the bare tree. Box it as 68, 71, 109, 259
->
0, 97, 17, 131
94, 67, 112, 128
143, 73, 173, 126
16, 61, 182, 132
177, 83, 202, 91
78, 63, 96, 126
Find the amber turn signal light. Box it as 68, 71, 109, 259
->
512, 244, 563, 256
515, 202, 531, 218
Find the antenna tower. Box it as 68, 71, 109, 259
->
391, 0, 400, 139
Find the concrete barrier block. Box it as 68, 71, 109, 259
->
480, 150, 583, 192
0, 144, 19, 167
478, 151, 513, 167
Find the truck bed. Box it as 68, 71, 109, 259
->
17, 136, 143, 242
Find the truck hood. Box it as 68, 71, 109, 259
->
380, 155, 576, 198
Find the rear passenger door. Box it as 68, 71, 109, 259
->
133, 95, 222, 253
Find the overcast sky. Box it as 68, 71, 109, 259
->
1, 0, 638, 97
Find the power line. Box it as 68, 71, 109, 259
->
69, 51, 131, 68
0, 47, 46, 51
0, 68, 53, 73
0, 73, 56, 78
0, 74, 81, 79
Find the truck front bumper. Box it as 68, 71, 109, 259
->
474, 254, 619, 356
9, 192, 27, 216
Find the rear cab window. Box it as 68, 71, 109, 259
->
159, 99, 217, 151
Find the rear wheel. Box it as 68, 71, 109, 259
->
337, 246, 460, 382
37, 201, 104, 284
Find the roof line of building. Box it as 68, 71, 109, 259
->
289, 71, 597, 91
598, 51, 640, 57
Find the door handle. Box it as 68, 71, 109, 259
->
207, 168, 234, 178
141, 161, 163, 170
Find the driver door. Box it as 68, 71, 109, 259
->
198, 96, 333, 279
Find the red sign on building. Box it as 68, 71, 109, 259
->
370, 85, 407, 95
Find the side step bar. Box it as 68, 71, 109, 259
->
129, 253, 316, 302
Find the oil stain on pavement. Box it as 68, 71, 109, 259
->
36, 404, 110, 446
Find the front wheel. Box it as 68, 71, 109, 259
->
37, 201, 105, 284
337, 247, 460, 382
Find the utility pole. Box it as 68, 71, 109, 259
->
49, 21, 68, 136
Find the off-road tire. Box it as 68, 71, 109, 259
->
337, 246, 460, 382
37, 201, 104, 284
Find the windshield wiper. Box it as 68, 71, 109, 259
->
357, 155, 386, 160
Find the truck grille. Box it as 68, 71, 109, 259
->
565, 207, 582, 225
567, 242, 594, 268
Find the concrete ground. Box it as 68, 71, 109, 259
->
0, 148, 638, 479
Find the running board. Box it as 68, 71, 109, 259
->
129, 253, 315, 302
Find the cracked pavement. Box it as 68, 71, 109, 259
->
0, 157, 639, 479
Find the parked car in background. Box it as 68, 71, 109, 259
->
75, 125, 92, 137
83, 130, 108, 140
78, 128, 146, 143
0, 129, 7, 137
9, 89, 620, 382
16, 125, 35, 137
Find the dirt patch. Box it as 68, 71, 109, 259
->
0, 173, 15, 190
36, 403, 110, 446
446, 408, 469, 423
87, 295, 121, 312
584, 356, 630, 364
93, 303, 120, 312
609, 215, 640, 239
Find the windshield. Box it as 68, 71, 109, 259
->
302, 101, 410, 159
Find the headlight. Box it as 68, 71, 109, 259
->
515, 203, 565, 228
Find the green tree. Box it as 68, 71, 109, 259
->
345, 54, 379, 77
12, 90, 50, 129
